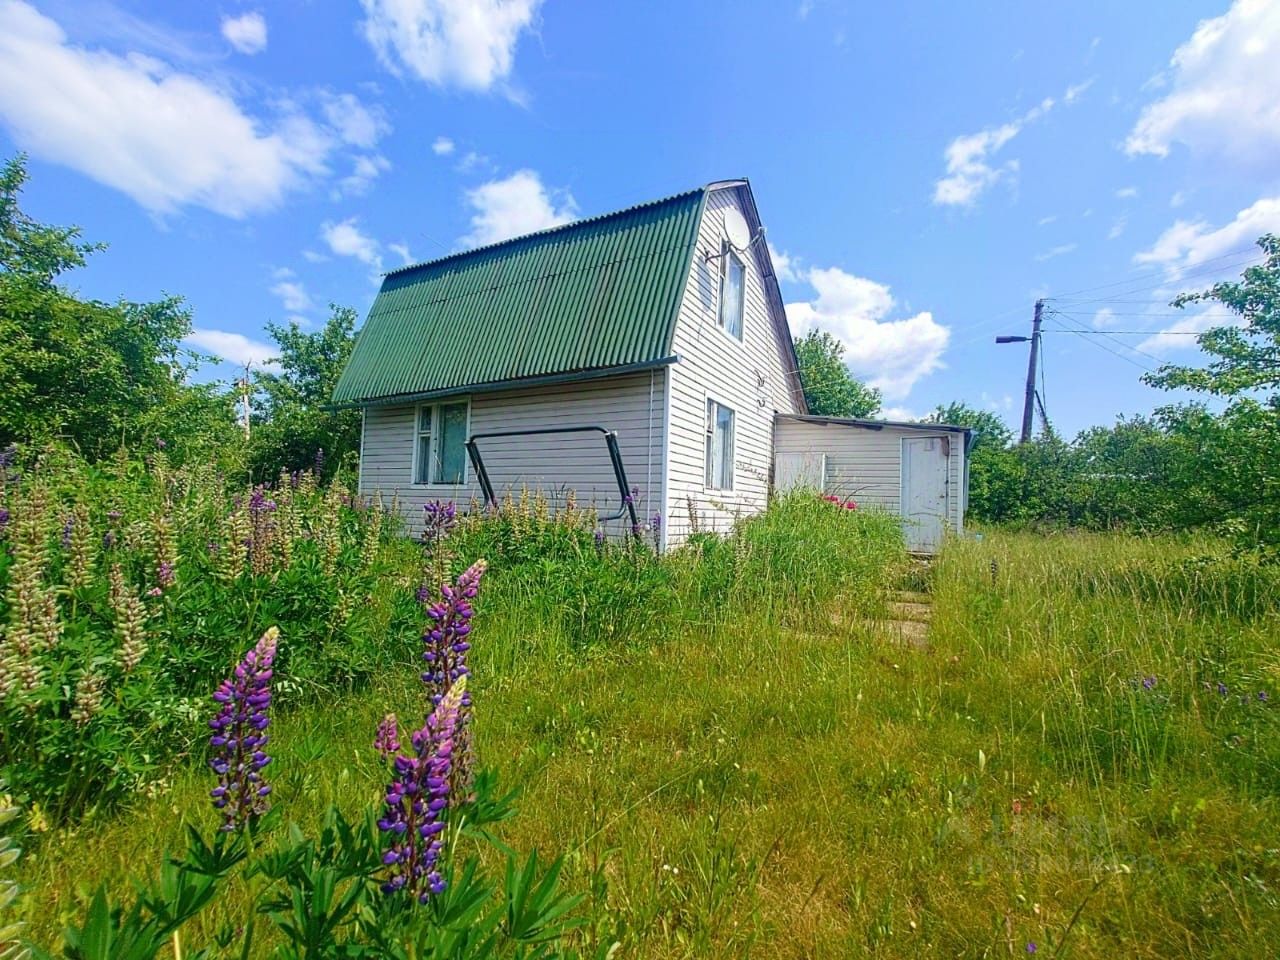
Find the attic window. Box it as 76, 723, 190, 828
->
717, 245, 745, 340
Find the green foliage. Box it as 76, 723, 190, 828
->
0, 446, 418, 823
1144, 234, 1280, 398
0, 788, 28, 960
792, 330, 881, 417
248, 309, 363, 483
0, 155, 240, 464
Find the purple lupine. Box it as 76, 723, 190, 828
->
421, 560, 485, 704
60, 516, 74, 548
1259, 691, 1270, 703
593, 528, 605, 549
0, 508, 9, 537
1141, 676, 1157, 691
377, 679, 465, 902
375, 713, 402, 759
1217, 682, 1229, 696
314, 447, 326, 477
157, 561, 175, 588
422, 500, 457, 546
208, 627, 279, 831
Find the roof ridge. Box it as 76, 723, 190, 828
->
384, 184, 709, 279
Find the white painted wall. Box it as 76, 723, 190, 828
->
772, 417, 966, 545
359, 371, 665, 538
663, 186, 803, 545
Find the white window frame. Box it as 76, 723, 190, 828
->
411, 398, 471, 487
704, 396, 735, 492
716, 243, 746, 341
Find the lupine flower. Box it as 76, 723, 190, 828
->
155, 438, 167, 450
70, 669, 106, 727
1259, 691, 1270, 703
1026, 944, 1037, 955
422, 560, 485, 797
593, 528, 605, 548
415, 583, 431, 604
375, 713, 401, 759
60, 516, 74, 548
377, 679, 465, 902
109, 564, 149, 673
208, 627, 279, 831
314, 447, 326, 477
1217, 682, 1229, 696
1141, 676, 1157, 691
0, 508, 9, 538
422, 500, 457, 547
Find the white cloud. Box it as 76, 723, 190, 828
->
270, 274, 312, 312
432, 135, 455, 155
1037, 215, 1058, 226
455, 149, 493, 173
388, 241, 414, 265
460, 169, 577, 247
1137, 305, 1237, 354
185, 327, 277, 368
768, 242, 799, 283
880, 405, 924, 422
785, 265, 950, 400
301, 249, 328, 263
1108, 215, 1127, 240
1092, 307, 1117, 329
0, 2, 385, 217
1035, 242, 1077, 262
933, 82, 1085, 207
359, 0, 541, 91
1126, 0, 1280, 164
220, 11, 267, 55
1170, 190, 1187, 208
322, 217, 383, 272
321, 92, 388, 149
932, 121, 1021, 207
1134, 195, 1280, 278
336, 154, 390, 197
1115, 186, 1138, 199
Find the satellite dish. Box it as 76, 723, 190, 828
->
723, 208, 751, 250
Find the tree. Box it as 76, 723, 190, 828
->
793, 330, 881, 417
0, 154, 238, 461
248, 306, 362, 481
1144, 234, 1280, 398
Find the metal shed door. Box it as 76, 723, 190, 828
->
901, 437, 948, 553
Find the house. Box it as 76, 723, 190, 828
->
331, 179, 969, 552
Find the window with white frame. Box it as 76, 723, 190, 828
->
717, 245, 745, 339
704, 398, 735, 491
413, 400, 470, 485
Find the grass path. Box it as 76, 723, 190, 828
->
17, 530, 1280, 957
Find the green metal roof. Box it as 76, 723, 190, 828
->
331, 187, 707, 406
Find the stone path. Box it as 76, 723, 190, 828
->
875, 589, 932, 650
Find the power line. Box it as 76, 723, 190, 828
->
1045, 245, 1262, 300
1041, 328, 1199, 335
1042, 310, 1155, 371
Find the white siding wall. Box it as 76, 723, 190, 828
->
359, 371, 665, 538
772, 419, 966, 535
663, 187, 803, 545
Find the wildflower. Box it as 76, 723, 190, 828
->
1026, 944, 1037, 955
0, 508, 8, 537
375, 713, 401, 759
151, 512, 177, 593
70, 669, 106, 727
1141, 676, 1157, 691
155, 438, 167, 450
594, 528, 605, 548
844, 499, 858, 510
60, 516, 73, 549
1217, 682, 1229, 696
415, 583, 431, 604
65, 505, 94, 590
314, 447, 326, 477
422, 560, 485, 703
1259, 691, 1270, 703
422, 500, 457, 547
208, 627, 279, 831
378, 679, 465, 902
109, 564, 149, 672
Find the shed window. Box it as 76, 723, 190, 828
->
717, 246, 745, 339
413, 400, 470, 486
704, 398, 735, 491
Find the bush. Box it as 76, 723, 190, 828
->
0, 445, 419, 823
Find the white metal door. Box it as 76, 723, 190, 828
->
775, 452, 826, 493
901, 437, 948, 553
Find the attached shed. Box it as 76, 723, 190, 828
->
773, 415, 973, 553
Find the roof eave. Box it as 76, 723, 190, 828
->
327, 355, 680, 411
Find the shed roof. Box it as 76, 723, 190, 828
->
331, 187, 708, 407
776, 414, 973, 436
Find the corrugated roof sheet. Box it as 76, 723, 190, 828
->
332, 187, 707, 406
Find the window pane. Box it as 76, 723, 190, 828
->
415, 432, 432, 485
716, 404, 734, 489
720, 253, 745, 339
434, 402, 468, 484
418, 406, 434, 432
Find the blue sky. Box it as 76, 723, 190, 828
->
2, 0, 1277, 436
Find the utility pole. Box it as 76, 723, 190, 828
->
996, 299, 1043, 443
238, 362, 252, 438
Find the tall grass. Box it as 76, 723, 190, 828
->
13, 514, 1280, 957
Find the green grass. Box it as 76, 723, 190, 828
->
15, 523, 1280, 958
